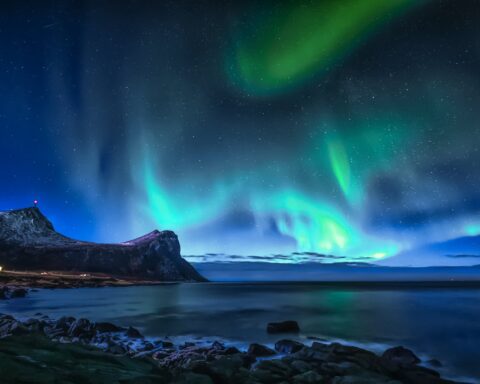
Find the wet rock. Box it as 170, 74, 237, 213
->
173, 372, 214, 384
68, 318, 94, 339
291, 370, 324, 383
211, 340, 225, 350
10, 287, 28, 298
192, 354, 248, 383
328, 343, 378, 369
275, 339, 304, 354
253, 359, 294, 382
290, 359, 313, 373
248, 343, 276, 357
267, 320, 300, 334
94, 322, 123, 333
0, 316, 29, 337
126, 326, 143, 339
397, 366, 450, 384
427, 358, 443, 368
106, 341, 127, 355
332, 372, 400, 383
380, 346, 420, 372
321, 361, 363, 376
160, 340, 174, 348
224, 346, 241, 355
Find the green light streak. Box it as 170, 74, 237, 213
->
327, 136, 351, 202
251, 189, 398, 259
228, 0, 420, 95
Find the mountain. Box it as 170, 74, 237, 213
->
0, 207, 206, 282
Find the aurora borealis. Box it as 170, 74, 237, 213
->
1, 0, 480, 265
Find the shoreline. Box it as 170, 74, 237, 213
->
3, 269, 480, 289
0, 269, 182, 295
0, 313, 467, 384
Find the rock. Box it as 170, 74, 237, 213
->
224, 346, 241, 355
0, 317, 29, 337
321, 361, 363, 376
381, 346, 420, 371
68, 318, 94, 338
10, 287, 27, 298
290, 359, 313, 373
211, 340, 225, 350
94, 322, 123, 333
173, 372, 214, 384
397, 366, 450, 384
427, 358, 443, 367
56, 316, 75, 331
106, 342, 127, 355
160, 340, 174, 348
253, 360, 294, 383
267, 320, 300, 334
126, 326, 143, 339
332, 373, 400, 383
291, 370, 324, 383
248, 343, 276, 357
275, 339, 304, 354
191, 354, 247, 383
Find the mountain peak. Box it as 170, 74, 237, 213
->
0, 206, 206, 281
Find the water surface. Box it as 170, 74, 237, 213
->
1, 283, 479, 381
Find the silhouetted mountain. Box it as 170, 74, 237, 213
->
0, 207, 206, 281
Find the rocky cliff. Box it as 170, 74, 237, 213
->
0, 207, 206, 282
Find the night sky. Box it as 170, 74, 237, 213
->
1, 0, 479, 265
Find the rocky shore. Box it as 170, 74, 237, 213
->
0, 314, 463, 384
0, 269, 177, 300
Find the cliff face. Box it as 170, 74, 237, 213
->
0, 207, 206, 282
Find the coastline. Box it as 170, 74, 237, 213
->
1, 275, 478, 383
0, 269, 179, 296
0, 312, 464, 384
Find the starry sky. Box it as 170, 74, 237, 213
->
1, 0, 480, 265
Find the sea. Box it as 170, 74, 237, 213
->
1, 282, 479, 382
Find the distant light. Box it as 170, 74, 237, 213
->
0, 266, 3, 272
33, 199, 38, 206
371, 252, 387, 260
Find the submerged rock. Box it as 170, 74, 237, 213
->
267, 320, 300, 334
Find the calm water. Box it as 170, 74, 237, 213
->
1, 283, 479, 381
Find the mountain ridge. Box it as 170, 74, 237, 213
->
0, 207, 206, 282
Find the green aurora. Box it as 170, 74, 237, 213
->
228, 0, 421, 95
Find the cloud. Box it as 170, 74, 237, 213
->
445, 254, 480, 258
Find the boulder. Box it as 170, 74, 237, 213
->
10, 287, 27, 298
275, 339, 305, 354
248, 343, 276, 357
126, 326, 143, 339
68, 318, 94, 338
94, 322, 123, 333
267, 320, 300, 334
292, 370, 324, 383
380, 346, 420, 372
